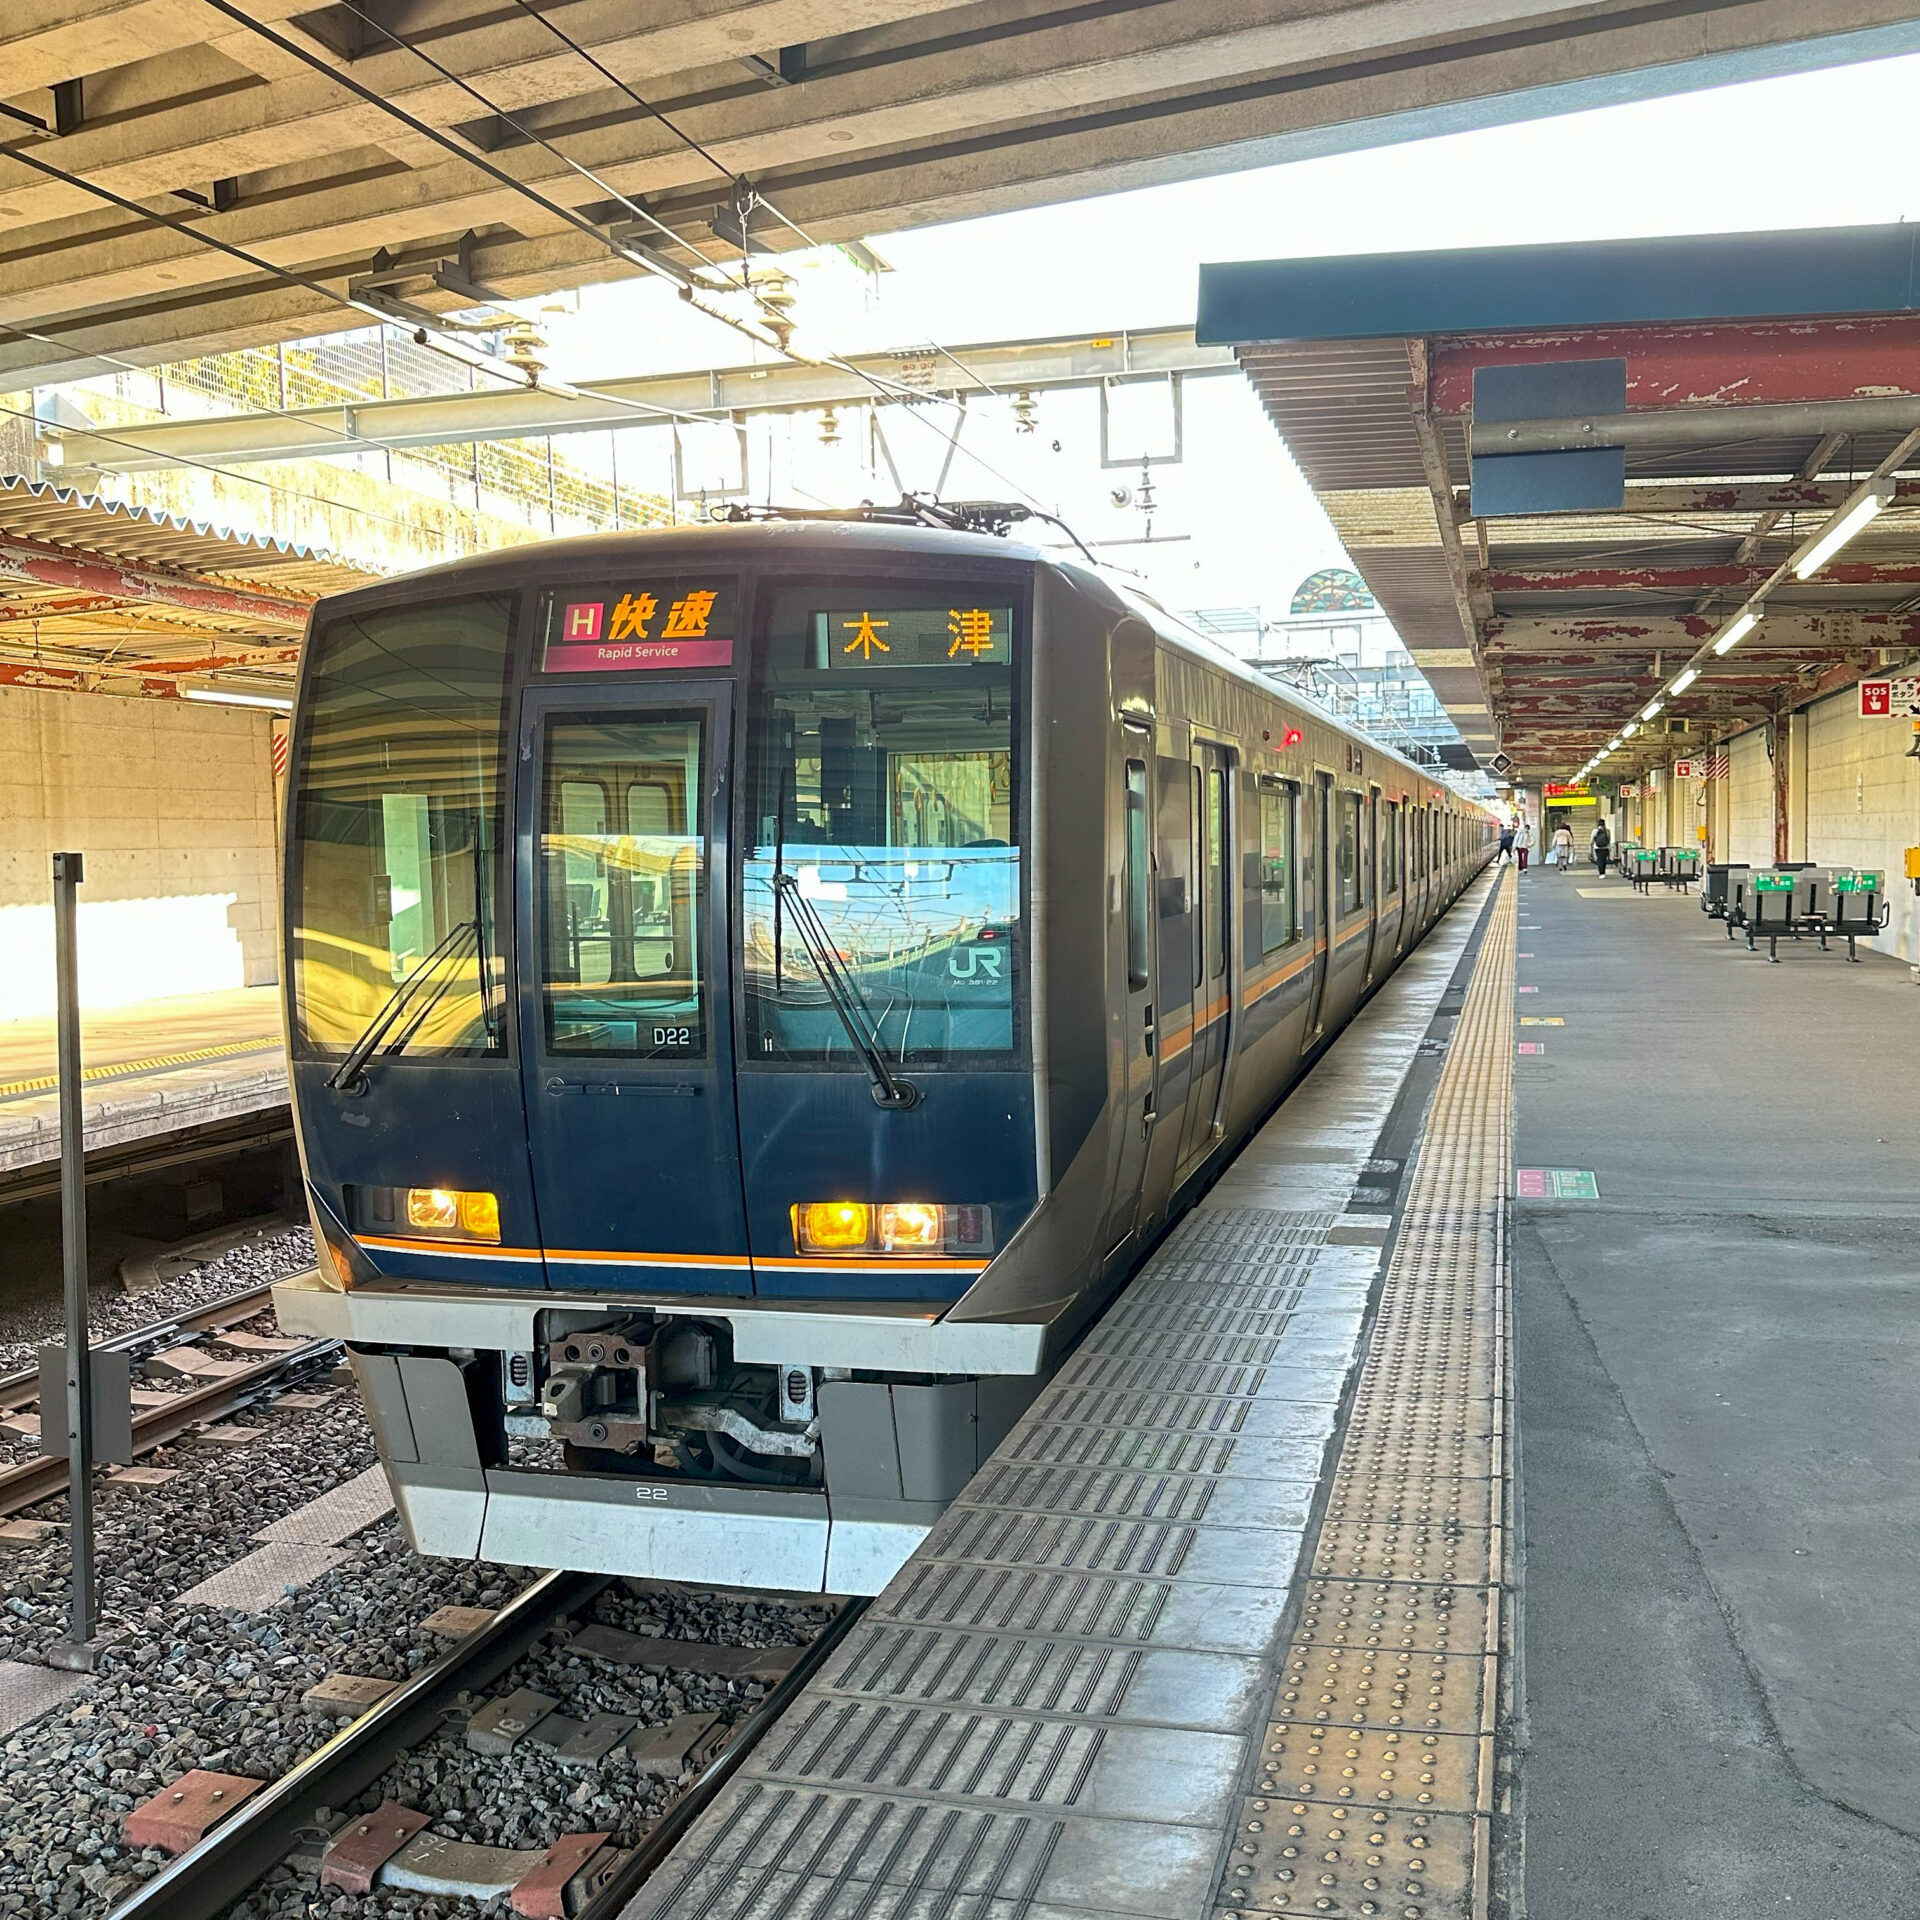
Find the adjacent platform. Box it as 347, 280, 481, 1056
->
621, 872, 1509, 1920
0, 985, 287, 1193
1511, 865, 1920, 1916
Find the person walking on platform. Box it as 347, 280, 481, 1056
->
1514, 816, 1533, 872
1497, 820, 1515, 865
1550, 822, 1574, 871
1591, 819, 1612, 874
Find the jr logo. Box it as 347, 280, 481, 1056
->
948, 946, 1004, 981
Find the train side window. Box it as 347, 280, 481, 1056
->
1259, 782, 1297, 953
1383, 801, 1401, 894
1206, 763, 1227, 980
1124, 760, 1151, 991
1335, 791, 1362, 915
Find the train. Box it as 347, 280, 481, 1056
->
270, 508, 1496, 1593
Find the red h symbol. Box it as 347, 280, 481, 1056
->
564, 602, 604, 642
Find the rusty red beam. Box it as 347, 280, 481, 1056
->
0, 539, 312, 629
0, 661, 180, 697
1431, 315, 1920, 415
1482, 562, 1920, 593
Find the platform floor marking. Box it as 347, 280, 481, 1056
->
0, 1036, 281, 1104
1226, 869, 1516, 1920
1517, 1168, 1600, 1199
1518, 1016, 1563, 1025
1518, 1041, 1546, 1054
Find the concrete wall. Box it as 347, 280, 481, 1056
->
1722, 688, 1920, 963
1727, 729, 1773, 867
0, 686, 278, 1018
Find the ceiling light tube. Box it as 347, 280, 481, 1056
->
1670, 667, 1700, 695
1641, 699, 1664, 721
1624, 722, 1639, 737
1790, 475, 1894, 580
1712, 602, 1764, 656
183, 686, 294, 710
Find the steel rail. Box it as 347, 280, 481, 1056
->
0, 1331, 338, 1518
0, 1282, 278, 1413
110, 1567, 609, 1920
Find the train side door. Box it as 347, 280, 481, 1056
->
1362, 785, 1381, 985
1303, 770, 1336, 1043
1103, 739, 1157, 1254
513, 680, 751, 1292
1178, 740, 1233, 1171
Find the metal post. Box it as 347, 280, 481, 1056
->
50, 850, 100, 1670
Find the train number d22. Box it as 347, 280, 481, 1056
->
652, 1026, 693, 1048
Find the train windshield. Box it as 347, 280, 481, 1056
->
743, 583, 1022, 1065
289, 594, 513, 1058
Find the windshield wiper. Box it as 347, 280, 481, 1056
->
774, 872, 921, 1111
326, 917, 478, 1094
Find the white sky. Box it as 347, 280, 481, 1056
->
531, 47, 1920, 619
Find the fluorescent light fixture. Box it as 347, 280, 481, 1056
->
183, 687, 293, 710
1670, 667, 1700, 695
1712, 603, 1764, 655
1640, 699, 1664, 722
1791, 475, 1894, 580
1624, 722, 1639, 737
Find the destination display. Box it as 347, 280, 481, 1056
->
815, 604, 1013, 669
540, 580, 738, 673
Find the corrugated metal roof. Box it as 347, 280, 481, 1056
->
0, 477, 375, 595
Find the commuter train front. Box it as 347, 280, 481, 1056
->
271, 519, 1493, 1593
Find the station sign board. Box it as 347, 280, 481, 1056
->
1859, 677, 1920, 717
1542, 781, 1587, 798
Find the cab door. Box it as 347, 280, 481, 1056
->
514, 681, 750, 1292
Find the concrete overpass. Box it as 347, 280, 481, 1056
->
6, 1, 1920, 384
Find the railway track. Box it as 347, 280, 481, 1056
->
112, 1572, 863, 1920
0, 1282, 339, 1519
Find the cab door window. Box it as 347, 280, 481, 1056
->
537, 713, 705, 1056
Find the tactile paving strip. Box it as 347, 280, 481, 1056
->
1219, 873, 1514, 1920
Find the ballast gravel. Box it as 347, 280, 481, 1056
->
222, 1582, 835, 1920
0, 1224, 316, 1374
1, 1497, 833, 1920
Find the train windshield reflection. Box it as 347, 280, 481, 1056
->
744, 585, 1022, 1065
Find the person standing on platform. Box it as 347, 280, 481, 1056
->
1551, 822, 1574, 871
1497, 820, 1515, 865
1591, 819, 1612, 874
1514, 815, 1533, 871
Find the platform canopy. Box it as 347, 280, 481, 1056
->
1198, 224, 1920, 782
0, 477, 372, 699
4, 5, 1920, 386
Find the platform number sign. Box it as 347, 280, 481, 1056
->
1860, 677, 1920, 718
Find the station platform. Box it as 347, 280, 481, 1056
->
0, 985, 287, 1191
1511, 862, 1920, 1916
623, 871, 1509, 1920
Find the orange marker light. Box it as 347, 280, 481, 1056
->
798, 1201, 871, 1252
456, 1190, 502, 1242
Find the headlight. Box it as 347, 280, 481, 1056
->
879, 1202, 944, 1250
362, 1185, 503, 1244
792, 1202, 989, 1257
